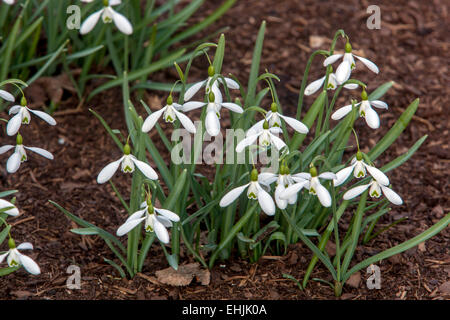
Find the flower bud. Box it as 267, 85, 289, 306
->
270, 102, 278, 113
123, 143, 131, 155
167, 95, 173, 105
250, 168, 258, 182
309, 166, 318, 177
8, 237, 16, 249
16, 133, 23, 145
208, 65, 215, 77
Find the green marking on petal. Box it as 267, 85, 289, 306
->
123, 166, 133, 173
370, 190, 380, 198
247, 192, 257, 200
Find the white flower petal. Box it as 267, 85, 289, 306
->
221, 102, 244, 114
365, 164, 389, 186
80, 9, 103, 35
124, 208, 147, 223
8, 105, 21, 115
155, 208, 180, 222
109, 0, 122, 5
142, 107, 166, 132
343, 184, 371, 200
364, 106, 380, 129
343, 83, 359, 90
323, 54, 343, 66
0, 199, 19, 216
336, 60, 351, 84
279, 114, 309, 134
0, 252, 8, 264
0, 145, 14, 155
173, 109, 196, 134
27, 108, 56, 126
0, 89, 14, 102
24, 147, 54, 160
184, 80, 206, 101
111, 9, 133, 35
258, 172, 278, 186
131, 157, 158, 180
181, 101, 206, 112
117, 217, 146, 236
17, 253, 40, 275
6, 152, 21, 173
236, 132, 260, 153
6, 112, 22, 136
156, 216, 173, 228
97, 156, 124, 184
281, 180, 309, 200
315, 183, 332, 207
304, 76, 325, 96
269, 133, 287, 150
380, 185, 403, 205
222, 77, 240, 89
331, 104, 353, 120
275, 184, 288, 210
205, 110, 221, 137
292, 172, 311, 180
16, 242, 33, 250
257, 184, 275, 216
370, 100, 388, 109
354, 55, 379, 74
334, 165, 355, 186
153, 217, 170, 244
318, 172, 337, 180
219, 183, 250, 207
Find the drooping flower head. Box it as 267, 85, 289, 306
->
80, 0, 133, 35
237, 119, 287, 153
0, 238, 40, 275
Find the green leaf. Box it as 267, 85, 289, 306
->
245, 21, 265, 107
0, 190, 18, 198
368, 81, 394, 101
104, 258, 126, 278
163, 169, 188, 211
70, 227, 98, 236
0, 267, 19, 276
213, 34, 225, 74
0, 225, 11, 246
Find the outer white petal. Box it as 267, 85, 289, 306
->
17, 253, 41, 275
153, 217, 170, 244
370, 100, 388, 109
246, 119, 265, 138
0, 252, 8, 264
315, 183, 332, 207
257, 184, 275, 216
156, 216, 173, 228
364, 164, 389, 186
0, 145, 14, 155
27, 108, 56, 126
3, 0, 15, 4
258, 172, 278, 186
354, 55, 379, 74
279, 114, 309, 134
343, 184, 371, 200
16, 243, 33, 250
0, 89, 14, 102
292, 172, 311, 180
281, 180, 309, 200
142, 107, 166, 132
274, 184, 288, 210
221, 102, 244, 114
80, 10, 103, 35
173, 109, 196, 134
318, 172, 337, 180
131, 157, 158, 180
269, 133, 286, 150
364, 106, 380, 129
343, 83, 359, 90
97, 156, 124, 184
6, 152, 21, 173
331, 104, 354, 120
181, 101, 206, 112
124, 208, 147, 223
8, 105, 21, 115
236, 132, 260, 152
6, 112, 23, 136
109, 0, 122, 5
155, 208, 180, 222
184, 80, 206, 101
222, 77, 240, 89
380, 185, 403, 205
333, 164, 355, 186
205, 110, 221, 137
219, 183, 250, 207
111, 9, 133, 35
323, 54, 343, 66
336, 60, 351, 84
24, 147, 54, 160
304, 76, 325, 96
0, 199, 19, 216
117, 217, 146, 236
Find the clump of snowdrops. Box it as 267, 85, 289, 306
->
52, 24, 449, 297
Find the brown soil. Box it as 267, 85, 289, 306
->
0, 0, 449, 300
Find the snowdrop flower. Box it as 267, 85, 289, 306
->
259, 164, 308, 210
305, 71, 359, 96
182, 91, 243, 137
282, 166, 336, 207
2, 0, 15, 5
331, 88, 388, 129
183, 65, 239, 102
0, 198, 19, 217
80, 0, 133, 35
0, 134, 54, 174
247, 103, 309, 136
0, 88, 14, 102
220, 168, 276, 216
0, 239, 40, 275
236, 120, 286, 152
343, 179, 403, 205
7, 97, 56, 136
117, 197, 179, 244
323, 41, 379, 84
97, 143, 158, 184
334, 151, 389, 187
142, 95, 196, 134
